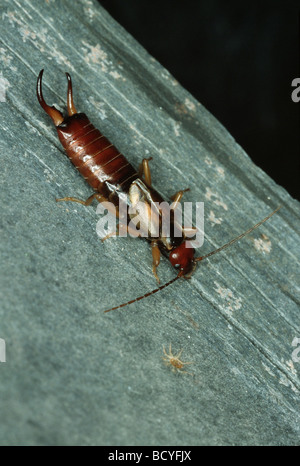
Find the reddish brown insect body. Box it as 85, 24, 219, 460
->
36, 70, 280, 313
37, 70, 194, 276
57, 113, 139, 203
38, 70, 139, 205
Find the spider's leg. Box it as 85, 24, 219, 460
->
175, 348, 184, 359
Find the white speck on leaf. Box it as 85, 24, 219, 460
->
161, 71, 178, 86
175, 98, 196, 115
184, 98, 196, 112
214, 198, 228, 210
214, 282, 243, 315
88, 97, 107, 120
83, 0, 96, 20
172, 121, 181, 137
254, 234, 272, 254
204, 157, 213, 166
261, 361, 276, 377
0, 47, 13, 67
216, 166, 225, 178
0, 73, 10, 102
285, 359, 297, 376
278, 373, 299, 393
82, 41, 108, 71
208, 210, 222, 226
109, 70, 122, 80
82, 41, 126, 80
19, 26, 36, 42
205, 187, 228, 211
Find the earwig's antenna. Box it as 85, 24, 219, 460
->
195, 206, 281, 262
104, 272, 183, 313
103, 206, 281, 314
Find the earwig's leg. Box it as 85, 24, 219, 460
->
182, 226, 198, 243
139, 157, 153, 186
182, 226, 198, 236
56, 193, 107, 206
101, 231, 118, 242
151, 240, 161, 283
170, 188, 190, 209
57, 192, 121, 228
170, 190, 197, 240
101, 222, 141, 243
119, 222, 141, 238
57, 192, 121, 238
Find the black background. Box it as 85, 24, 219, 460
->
98, 0, 299, 201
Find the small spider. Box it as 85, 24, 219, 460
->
162, 344, 193, 375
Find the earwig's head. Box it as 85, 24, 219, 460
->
169, 241, 195, 276
36, 69, 77, 126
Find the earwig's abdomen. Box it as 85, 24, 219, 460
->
56, 113, 138, 201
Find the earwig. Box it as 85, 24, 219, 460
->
37, 70, 281, 313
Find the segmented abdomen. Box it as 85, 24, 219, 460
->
56, 113, 138, 202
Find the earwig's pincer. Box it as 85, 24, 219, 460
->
37, 69, 64, 126
65, 72, 77, 116
37, 70, 138, 196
